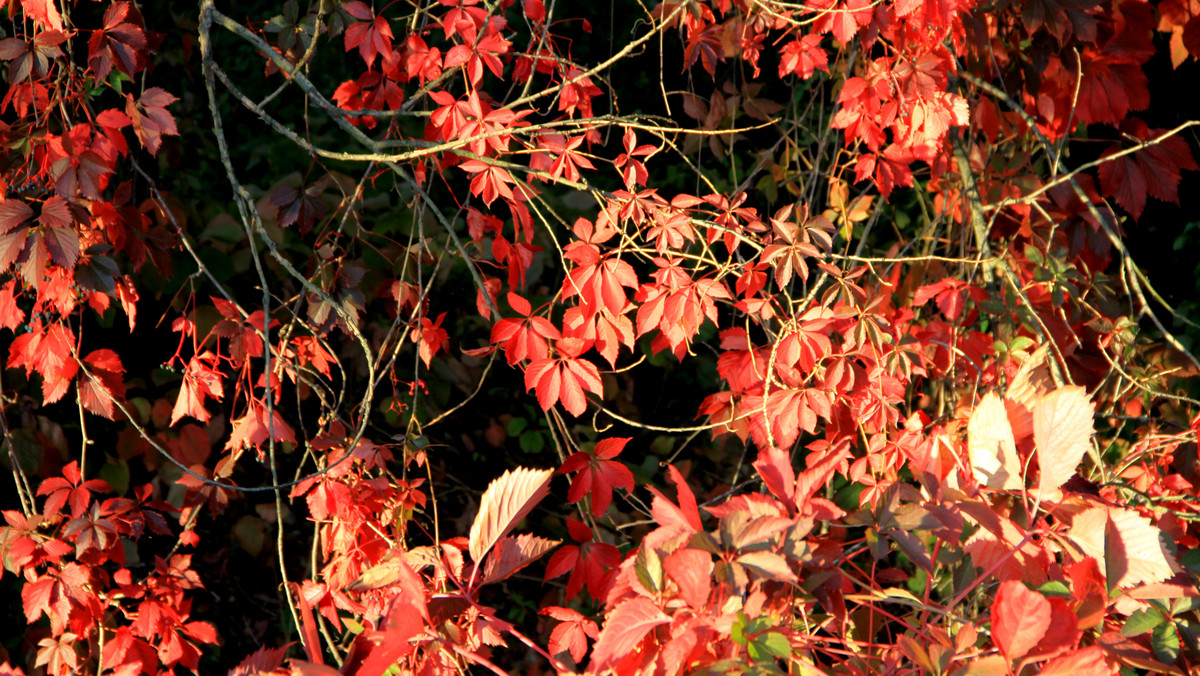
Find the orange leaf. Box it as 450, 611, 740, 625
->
1039, 646, 1111, 676
991, 580, 1050, 661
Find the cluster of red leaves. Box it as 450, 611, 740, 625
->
0, 462, 215, 674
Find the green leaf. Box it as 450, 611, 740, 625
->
98, 458, 130, 496
507, 417, 529, 435
756, 632, 791, 660
518, 430, 544, 453
1152, 622, 1180, 664
1179, 548, 1200, 574
745, 614, 774, 634
1036, 581, 1071, 597
1010, 336, 1034, 351
731, 612, 748, 646
1172, 597, 1200, 616
1122, 609, 1165, 637
634, 545, 662, 593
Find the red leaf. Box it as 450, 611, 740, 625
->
1098, 121, 1199, 220
663, 548, 712, 609
0, 198, 33, 233
343, 4, 394, 66
1030, 596, 1081, 659
125, 87, 179, 157
356, 594, 427, 675
170, 352, 224, 425
20, 0, 63, 30
87, 1, 146, 80
542, 606, 598, 663
561, 437, 635, 517
0, 279, 25, 331
991, 581, 1050, 661
588, 597, 669, 670
544, 519, 621, 601
224, 400, 297, 454
229, 643, 292, 676
647, 464, 702, 532
1185, 15, 1200, 60
78, 349, 125, 419
523, 338, 602, 416
524, 0, 546, 23
412, 312, 448, 368
778, 34, 828, 80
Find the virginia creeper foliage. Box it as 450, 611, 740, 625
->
0, 0, 1199, 674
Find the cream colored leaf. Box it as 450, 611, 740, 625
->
1106, 508, 1177, 589
468, 467, 553, 564
1033, 386, 1094, 500
968, 392, 1023, 490
1068, 506, 1177, 590
1067, 507, 1108, 564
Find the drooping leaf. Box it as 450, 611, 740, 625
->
125, 88, 179, 157
478, 533, 559, 585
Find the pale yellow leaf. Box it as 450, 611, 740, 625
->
468, 467, 553, 564
1033, 386, 1094, 500
968, 392, 1023, 490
